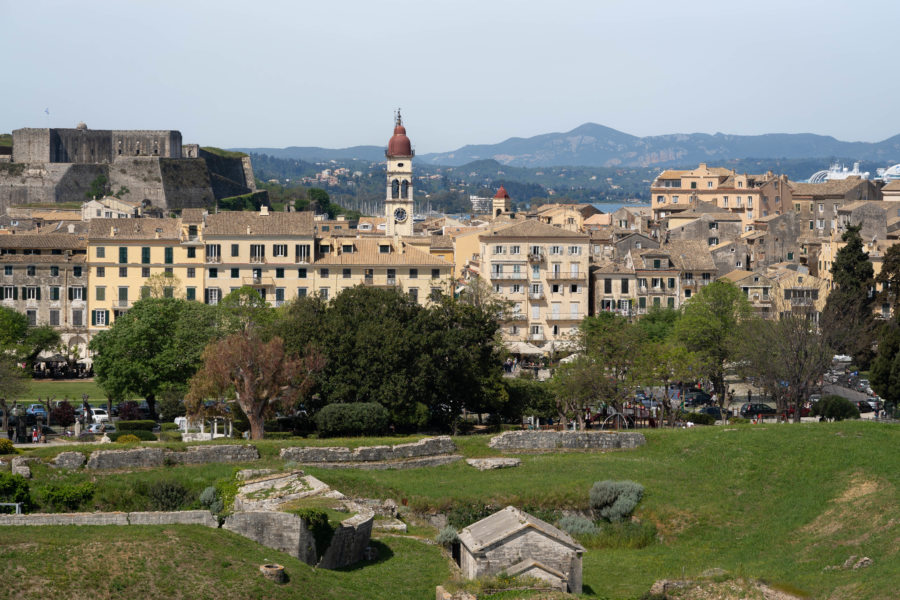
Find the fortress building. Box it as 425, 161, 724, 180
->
1, 124, 258, 213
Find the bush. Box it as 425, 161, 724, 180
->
294, 508, 334, 559
147, 480, 189, 511
116, 434, 142, 444
557, 514, 599, 536
812, 395, 860, 421
590, 480, 644, 522
314, 402, 389, 437
199, 486, 224, 514
119, 401, 144, 421
681, 411, 715, 426
0, 472, 31, 511
158, 432, 182, 442
38, 482, 95, 511
264, 432, 294, 440
435, 525, 459, 546
0, 438, 18, 455
50, 401, 76, 427
117, 420, 157, 431
109, 430, 156, 442
160, 422, 179, 431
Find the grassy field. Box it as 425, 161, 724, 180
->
6, 422, 900, 599
24, 379, 107, 403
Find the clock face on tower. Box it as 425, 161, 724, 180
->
393, 207, 408, 223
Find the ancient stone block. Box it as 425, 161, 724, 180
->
466, 457, 521, 471
487, 431, 646, 452
86, 447, 165, 470
52, 452, 86, 470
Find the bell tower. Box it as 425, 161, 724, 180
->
385, 109, 414, 237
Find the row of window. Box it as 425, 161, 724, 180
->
2, 266, 83, 277
495, 283, 582, 295
204, 244, 311, 262
493, 245, 582, 256
20, 308, 86, 327
490, 264, 582, 278
0, 249, 68, 256
508, 324, 578, 337
2, 286, 85, 301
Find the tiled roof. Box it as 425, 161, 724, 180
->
883, 180, 900, 193
0, 233, 86, 250
204, 211, 315, 236
789, 177, 867, 197
584, 213, 612, 226
458, 506, 583, 553
663, 240, 717, 271
0, 254, 86, 264
479, 219, 588, 240
181, 208, 205, 224
593, 260, 634, 275
316, 238, 451, 267
719, 269, 754, 283
88, 218, 181, 240
429, 235, 454, 250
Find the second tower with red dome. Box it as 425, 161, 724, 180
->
385, 109, 414, 237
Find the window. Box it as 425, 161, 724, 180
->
672, 195, 679, 204
685, 289, 692, 298
119, 267, 127, 277
709, 222, 718, 230
119, 247, 128, 264
276, 268, 284, 279
273, 244, 287, 257
49, 309, 59, 326
26, 310, 36, 326
231, 244, 240, 257
231, 268, 240, 279
164, 247, 173, 264
723, 196, 729, 208
205, 288, 220, 305
431, 269, 440, 279
817, 219, 825, 230
604, 278, 612, 294
319, 288, 329, 300
27, 265, 35, 277
93, 266, 104, 279
92, 309, 106, 326
668, 278, 675, 289
275, 288, 285, 306
50, 266, 59, 277
298, 268, 307, 279
343, 268, 352, 279
25, 286, 39, 301
494, 245, 504, 255
2, 286, 14, 300
252, 268, 262, 279
297, 287, 307, 298
141, 247, 151, 264
142, 267, 150, 278
186, 287, 196, 301
708, 237, 719, 246
510, 245, 520, 255
206, 244, 221, 262
50, 286, 59, 301
250, 244, 265, 262
409, 268, 418, 279
387, 269, 396, 284
295, 244, 311, 263
570, 284, 579, 293
653, 259, 661, 269
96, 247, 105, 259
667, 297, 675, 308
707, 181, 713, 188
408, 288, 418, 302
550, 246, 562, 255
512, 284, 522, 293
621, 278, 629, 293
532, 265, 540, 279
747, 197, 753, 208
187, 267, 195, 279
657, 195, 665, 204
186, 247, 196, 259
96, 286, 105, 301
551, 284, 561, 294
118, 287, 128, 305
320, 268, 329, 278
702, 273, 711, 282
379, 245, 390, 254
818, 203, 824, 213
738, 180, 743, 188
3, 266, 11, 276
639, 297, 646, 309
209, 268, 218, 278
164, 267, 173, 276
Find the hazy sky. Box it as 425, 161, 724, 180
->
3, 0, 898, 153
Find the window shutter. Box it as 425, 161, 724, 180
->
68, 287, 74, 301
81, 286, 86, 298
91, 310, 96, 326
21, 287, 26, 299
12, 287, 17, 300
165, 247, 173, 264
142, 247, 151, 264
204, 289, 210, 304
35, 287, 41, 300
104, 310, 109, 324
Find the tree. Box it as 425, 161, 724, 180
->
89, 297, 219, 418
186, 330, 323, 439
142, 272, 183, 299
551, 356, 607, 429
870, 317, 900, 416
307, 188, 338, 218
85, 174, 110, 200
0, 358, 28, 433
218, 286, 276, 336
579, 313, 645, 410
637, 340, 705, 426
674, 280, 751, 408
635, 306, 679, 343
737, 315, 832, 422
875, 243, 900, 311
0, 306, 60, 370
822, 224, 877, 368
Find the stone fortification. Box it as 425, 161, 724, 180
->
317, 511, 375, 569
0, 510, 215, 527
488, 430, 646, 451
280, 436, 456, 464
12, 128, 182, 164
74, 445, 258, 470
223, 511, 318, 565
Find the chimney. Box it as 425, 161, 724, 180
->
260, 205, 269, 216
67, 224, 75, 234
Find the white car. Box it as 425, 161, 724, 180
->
84, 408, 109, 424
86, 423, 116, 435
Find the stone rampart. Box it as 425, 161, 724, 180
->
280, 436, 456, 464
223, 511, 317, 565
488, 431, 646, 451
86, 447, 165, 470
126, 510, 217, 527
165, 445, 259, 465
317, 511, 375, 569
0, 510, 215, 527
76, 445, 258, 470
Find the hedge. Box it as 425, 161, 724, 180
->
160, 422, 180, 431
109, 430, 156, 442
314, 402, 389, 437
116, 420, 156, 431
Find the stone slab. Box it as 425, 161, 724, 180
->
488, 431, 646, 451
466, 457, 521, 471
279, 436, 456, 463
305, 454, 463, 470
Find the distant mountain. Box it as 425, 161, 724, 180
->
230, 145, 385, 163
232, 124, 900, 169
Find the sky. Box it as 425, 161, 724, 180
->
3, 0, 899, 153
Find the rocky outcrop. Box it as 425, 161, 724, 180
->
488, 431, 646, 451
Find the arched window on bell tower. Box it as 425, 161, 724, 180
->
392, 179, 400, 199
401, 180, 409, 199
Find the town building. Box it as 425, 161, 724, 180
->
789, 177, 881, 237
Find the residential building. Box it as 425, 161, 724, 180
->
719, 270, 775, 319
82, 196, 143, 220
766, 264, 829, 322
592, 260, 636, 316
532, 203, 601, 232
789, 177, 881, 237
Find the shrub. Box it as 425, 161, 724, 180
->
579, 520, 657, 550
728, 417, 751, 425
199, 486, 224, 514
116, 434, 142, 444
812, 395, 860, 421
0, 472, 31, 511
435, 525, 459, 546
158, 432, 182, 442
590, 480, 644, 522
38, 482, 95, 512
109, 430, 156, 442
314, 402, 389, 437
160, 422, 179, 431
294, 508, 334, 559
119, 401, 144, 421
682, 411, 715, 426
557, 514, 599, 536
50, 401, 76, 427
147, 480, 189, 511
264, 432, 294, 440
447, 502, 496, 529
0, 438, 18, 455
117, 420, 156, 431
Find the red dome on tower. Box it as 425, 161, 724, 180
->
494, 185, 510, 199
386, 110, 413, 157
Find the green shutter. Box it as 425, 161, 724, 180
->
164, 247, 173, 264
12, 287, 17, 300
142, 247, 151, 264
186, 287, 195, 301
35, 287, 40, 300
104, 310, 110, 325
119, 247, 128, 264
91, 310, 96, 326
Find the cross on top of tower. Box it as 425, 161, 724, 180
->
395, 108, 402, 127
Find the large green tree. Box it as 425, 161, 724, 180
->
674, 280, 751, 407
870, 317, 900, 416
822, 224, 877, 368
89, 298, 219, 418
0, 306, 60, 370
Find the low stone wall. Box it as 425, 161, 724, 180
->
318, 511, 375, 569
280, 436, 456, 464
0, 510, 215, 527
76, 445, 259, 470
308, 454, 463, 470
223, 511, 317, 565
488, 431, 646, 451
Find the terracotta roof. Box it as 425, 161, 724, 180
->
584, 213, 612, 226
479, 219, 588, 240
719, 269, 754, 283
88, 218, 181, 240
429, 235, 454, 250
387, 118, 412, 157
181, 208, 205, 224
494, 185, 510, 199
0, 254, 86, 264
204, 211, 315, 236
0, 233, 86, 250
882, 180, 900, 193
789, 178, 868, 198
655, 169, 689, 180
663, 240, 717, 271
315, 238, 451, 267
457, 506, 583, 554
593, 260, 634, 275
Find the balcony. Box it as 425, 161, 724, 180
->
386, 278, 397, 286
547, 312, 585, 321
242, 277, 275, 287
505, 313, 528, 321
250, 256, 266, 264
790, 296, 814, 307
528, 290, 544, 300
490, 272, 527, 280
529, 333, 545, 342
528, 253, 544, 263
547, 271, 582, 281
117, 300, 129, 308
206, 256, 221, 264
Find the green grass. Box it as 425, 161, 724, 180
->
0, 525, 448, 600
12, 423, 900, 598
24, 380, 108, 402
201, 146, 248, 159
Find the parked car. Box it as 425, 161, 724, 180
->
684, 390, 713, 407
867, 398, 883, 412
85, 423, 117, 435
699, 406, 727, 421
740, 403, 778, 419
79, 407, 109, 424
26, 404, 48, 417
852, 399, 874, 413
